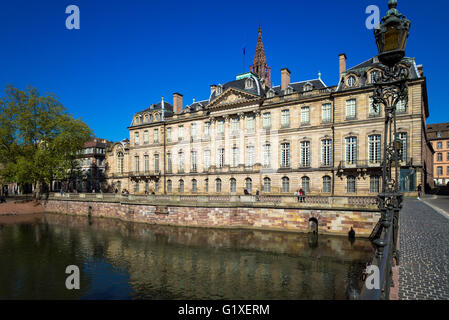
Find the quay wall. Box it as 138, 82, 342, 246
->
41, 196, 380, 237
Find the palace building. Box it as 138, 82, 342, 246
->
105, 27, 433, 196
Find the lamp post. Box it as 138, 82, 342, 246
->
361, 0, 411, 300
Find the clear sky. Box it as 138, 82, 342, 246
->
1, 0, 448, 142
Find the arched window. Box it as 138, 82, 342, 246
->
167, 180, 172, 193
216, 178, 222, 193
117, 152, 124, 174
282, 177, 290, 193
263, 177, 271, 193
245, 178, 252, 193
179, 179, 184, 193
192, 179, 198, 193
302, 176, 310, 193
347, 176, 356, 193
323, 176, 331, 193
230, 178, 237, 193
347, 75, 356, 87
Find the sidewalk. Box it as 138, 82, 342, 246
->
398, 199, 449, 300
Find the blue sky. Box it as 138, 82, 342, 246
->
1, 0, 448, 142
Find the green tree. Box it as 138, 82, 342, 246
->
0, 85, 92, 198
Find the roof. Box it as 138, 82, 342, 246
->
270, 78, 326, 96
337, 56, 421, 91
427, 123, 449, 140
209, 75, 266, 101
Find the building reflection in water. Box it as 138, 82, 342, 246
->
0, 213, 374, 300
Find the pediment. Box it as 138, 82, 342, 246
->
208, 87, 260, 109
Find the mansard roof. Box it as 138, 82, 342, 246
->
209, 75, 266, 101
138, 100, 174, 115
270, 78, 327, 96
336, 56, 421, 91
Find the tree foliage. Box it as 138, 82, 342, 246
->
0, 85, 92, 195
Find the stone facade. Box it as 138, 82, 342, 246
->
42, 198, 380, 237
104, 28, 432, 198
427, 122, 449, 186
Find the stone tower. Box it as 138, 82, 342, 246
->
250, 25, 271, 88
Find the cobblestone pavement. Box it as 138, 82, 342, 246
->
399, 199, 449, 300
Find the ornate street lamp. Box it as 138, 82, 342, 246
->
360, 0, 411, 300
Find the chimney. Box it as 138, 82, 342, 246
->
173, 93, 183, 114
281, 68, 291, 91
210, 85, 217, 95
339, 53, 347, 78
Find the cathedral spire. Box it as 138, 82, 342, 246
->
250, 24, 271, 88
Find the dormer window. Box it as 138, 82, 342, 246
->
303, 83, 313, 92
144, 114, 149, 123
370, 70, 381, 84
347, 76, 356, 87
286, 86, 294, 95
267, 89, 275, 98
154, 113, 160, 121
216, 85, 223, 95
245, 78, 254, 89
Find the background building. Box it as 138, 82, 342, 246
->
427, 123, 449, 186
105, 27, 433, 197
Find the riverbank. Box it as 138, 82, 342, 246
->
0, 200, 44, 215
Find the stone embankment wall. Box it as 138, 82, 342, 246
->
42, 198, 380, 237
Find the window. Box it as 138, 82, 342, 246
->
370, 176, 380, 193
346, 99, 356, 119
245, 78, 254, 89
323, 176, 331, 193
245, 178, 252, 193
370, 71, 380, 84
204, 150, 211, 170
437, 132, 442, 138
167, 180, 172, 193
232, 118, 239, 133
134, 132, 140, 145
368, 135, 381, 164
447, 153, 449, 161
167, 152, 172, 173
282, 177, 290, 193
191, 123, 197, 139
134, 155, 140, 173
347, 176, 356, 193
302, 176, 310, 193
437, 153, 443, 162
246, 146, 255, 166
155, 180, 159, 193
167, 127, 172, 142
134, 182, 139, 193
144, 155, 149, 173
178, 151, 184, 172
263, 144, 271, 168
437, 142, 443, 149
117, 152, 124, 174
218, 120, 225, 134
263, 112, 271, 129
369, 97, 381, 117
263, 177, 271, 193
218, 148, 225, 168
300, 141, 311, 167
145, 182, 149, 193
192, 179, 197, 193
154, 129, 159, 143
437, 166, 443, 176
204, 122, 211, 137
144, 114, 149, 123
205, 179, 209, 192
281, 143, 290, 168
345, 137, 357, 165
216, 179, 222, 193
232, 147, 239, 167
322, 103, 331, 123
321, 139, 332, 167
396, 99, 406, 113
347, 76, 356, 87
281, 110, 290, 128
154, 154, 159, 172
179, 180, 184, 193
397, 133, 408, 162
191, 151, 197, 172
178, 126, 184, 141
301, 107, 310, 125
447, 167, 449, 175
247, 115, 255, 132
230, 178, 237, 193
143, 130, 149, 144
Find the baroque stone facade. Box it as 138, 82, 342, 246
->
426, 122, 449, 186
105, 28, 432, 197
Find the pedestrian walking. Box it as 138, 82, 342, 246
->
417, 184, 422, 200
299, 188, 305, 203
255, 189, 260, 202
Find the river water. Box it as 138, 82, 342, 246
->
0, 213, 374, 300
